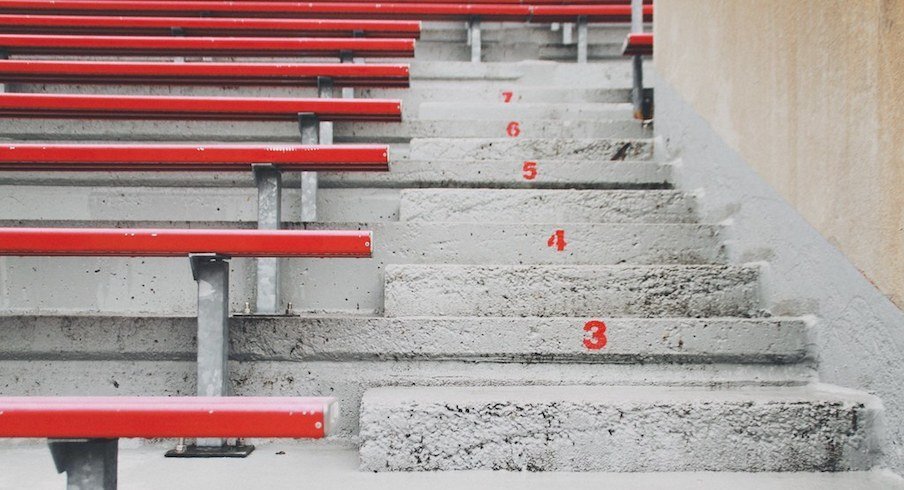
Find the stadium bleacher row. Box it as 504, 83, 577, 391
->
0, 1, 650, 488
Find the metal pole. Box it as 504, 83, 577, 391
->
49, 439, 118, 490
191, 253, 229, 448
576, 16, 588, 64
467, 17, 481, 63
630, 0, 644, 119
299, 112, 320, 222
253, 165, 281, 314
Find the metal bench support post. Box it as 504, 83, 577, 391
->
299, 112, 320, 222
49, 438, 118, 490
166, 254, 253, 457
630, 0, 644, 119
467, 17, 481, 63
253, 165, 281, 314
576, 16, 589, 63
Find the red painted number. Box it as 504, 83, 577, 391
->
583, 320, 607, 350
502, 91, 514, 103
547, 229, 566, 251
506, 121, 521, 137
522, 161, 538, 180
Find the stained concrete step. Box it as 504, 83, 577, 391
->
359, 384, 881, 472
0, 221, 724, 315
383, 264, 762, 317
409, 60, 635, 87
400, 189, 695, 223
0, 118, 646, 142
7, 443, 901, 490
408, 138, 652, 160
415, 40, 625, 62
0, 159, 667, 190
0, 359, 816, 437
1, 316, 806, 364
417, 102, 633, 120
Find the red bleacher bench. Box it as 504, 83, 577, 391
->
0, 34, 415, 58
622, 32, 652, 56
0, 1, 654, 22
0, 396, 336, 488
0, 227, 373, 257
0, 143, 389, 171
0, 13, 421, 38
0, 93, 402, 121
0, 60, 410, 87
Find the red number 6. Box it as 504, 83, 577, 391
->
583, 320, 607, 350
506, 121, 521, 137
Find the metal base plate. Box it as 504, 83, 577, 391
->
165, 444, 255, 458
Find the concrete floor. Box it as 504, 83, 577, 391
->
1, 441, 903, 489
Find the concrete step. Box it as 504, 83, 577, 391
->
409, 60, 637, 87
6, 442, 901, 490
420, 21, 629, 44
415, 41, 625, 62
1, 316, 806, 364
399, 189, 695, 223
408, 138, 652, 160
0, 159, 667, 190
417, 102, 633, 120
336, 119, 647, 141
0, 221, 724, 315
359, 384, 881, 472
0, 359, 816, 437
383, 264, 762, 317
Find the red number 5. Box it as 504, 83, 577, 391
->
583, 320, 607, 350
522, 161, 537, 180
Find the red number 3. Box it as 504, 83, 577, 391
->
583, 320, 607, 350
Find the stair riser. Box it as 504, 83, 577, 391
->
384, 265, 762, 317
409, 138, 653, 160
360, 391, 878, 472
0, 316, 806, 364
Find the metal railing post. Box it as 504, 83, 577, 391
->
576, 16, 588, 63
630, 0, 645, 119
299, 112, 320, 222
253, 165, 281, 314
467, 17, 481, 63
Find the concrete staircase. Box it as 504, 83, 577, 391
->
0, 22, 896, 487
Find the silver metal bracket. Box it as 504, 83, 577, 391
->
252, 165, 281, 315
165, 441, 255, 458
467, 17, 481, 63
49, 438, 118, 490
298, 112, 320, 222
576, 16, 589, 63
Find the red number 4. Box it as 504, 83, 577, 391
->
547, 229, 566, 251
583, 320, 607, 350
522, 161, 538, 180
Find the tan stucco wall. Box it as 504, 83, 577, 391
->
655, 0, 904, 305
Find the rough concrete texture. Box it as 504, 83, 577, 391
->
399, 189, 694, 223
0, 315, 808, 364
0, 118, 646, 142
417, 102, 633, 120
0, 159, 668, 190
383, 264, 763, 317
6, 443, 902, 490
0, 360, 815, 437
359, 384, 882, 472
0, 221, 725, 315
0, 186, 402, 222
408, 138, 652, 160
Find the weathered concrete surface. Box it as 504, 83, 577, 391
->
0, 221, 724, 315
417, 102, 633, 120
408, 60, 635, 87
384, 264, 762, 317
0, 118, 646, 142
400, 189, 695, 223
0, 186, 401, 222
6, 443, 901, 490
408, 138, 652, 160
359, 384, 882, 472
0, 159, 668, 190
0, 315, 808, 364
0, 360, 815, 436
